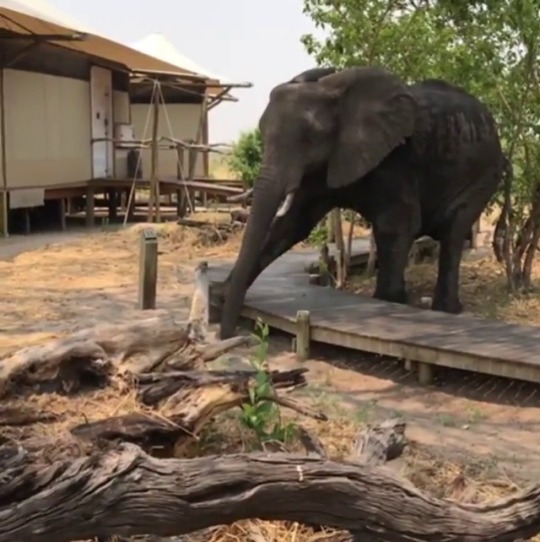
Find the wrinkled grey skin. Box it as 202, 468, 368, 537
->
219, 66, 503, 339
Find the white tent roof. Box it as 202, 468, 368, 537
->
130, 33, 231, 84
0, 0, 207, 77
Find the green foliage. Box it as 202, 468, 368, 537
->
227, 128, 263, 188
302, 0, 540, 287
240, 318, 297, 445
307, 221, 328, 246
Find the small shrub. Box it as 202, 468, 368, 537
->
240, 318, 296, 445
307, 221, 327, 247
227, 128, 263, 188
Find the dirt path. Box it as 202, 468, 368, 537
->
1, 222, 539, 485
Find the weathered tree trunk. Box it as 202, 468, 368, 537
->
2, 426, 540, 542
227, 187, 253, 205
326, 212, 336, 243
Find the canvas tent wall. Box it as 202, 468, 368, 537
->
1, 52, 132, 193
0, 0, 206, 233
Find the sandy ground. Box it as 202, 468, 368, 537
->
2, 215, 540, 491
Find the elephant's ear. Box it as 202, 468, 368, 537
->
320, 67, 416, 189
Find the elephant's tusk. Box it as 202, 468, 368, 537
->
275, 192, 295, 218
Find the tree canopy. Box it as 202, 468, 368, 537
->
227, 128, 263, 188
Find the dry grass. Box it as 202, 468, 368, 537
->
2, 211, 539, 541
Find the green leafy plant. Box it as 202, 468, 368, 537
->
240, 318, 296, 445
227, 128, 263, 188
307, 221, 328, 247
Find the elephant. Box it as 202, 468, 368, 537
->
218, 65, 504, 339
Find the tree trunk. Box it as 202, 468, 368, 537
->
331, 209, 346, 287
326, 212, 336, 243
365, 230, 377, 277
3, 426, 540, 542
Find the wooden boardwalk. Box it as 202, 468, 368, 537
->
209, 239, 540, 385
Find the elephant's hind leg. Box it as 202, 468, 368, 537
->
431, 218, 466, 314
432, 204, 483, 313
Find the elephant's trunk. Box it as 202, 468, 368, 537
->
219, 166, 285, 339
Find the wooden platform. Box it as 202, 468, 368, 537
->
209, 239, 540, 385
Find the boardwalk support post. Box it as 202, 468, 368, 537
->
138, 228, 158, 310
295, 310, 311, 361
404, 359, 417, 372
417, 362, 433, 385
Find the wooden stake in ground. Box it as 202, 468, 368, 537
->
138, 228, 158, 310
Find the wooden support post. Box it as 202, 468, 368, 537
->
0, 190, 7, 237
59, 199, 66, 231
138, 228, 158, 310
148, 83, 161, 223
404, 359, 417, 372
107, 189, 117, 221
176, 189, 188, 219
417, 362, 434, 385
85, 186, 95, 227
295, 310, 311, 361
23, 208, 30, 234
470, 219, 480, 249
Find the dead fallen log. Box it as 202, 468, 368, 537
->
1, 440, 540, 542
177, 217, 244, 246
136, 367, 311, 407
70, 368, 323, 455
226, 187, 253, 203
230, 208, 250, 224
0, 263, 249, 397
299, 418, 407, 541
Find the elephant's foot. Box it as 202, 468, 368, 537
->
373, 288, 408, 305
431, 295, 463, 314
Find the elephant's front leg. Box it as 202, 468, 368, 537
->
245, 194, 334, 289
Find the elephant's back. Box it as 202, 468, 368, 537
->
407, 80, 501, 153
406, 80, 503, 238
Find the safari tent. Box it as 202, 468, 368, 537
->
0, 0, 208, 235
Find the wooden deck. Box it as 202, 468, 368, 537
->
209, 239, 540, 385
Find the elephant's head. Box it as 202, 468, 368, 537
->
219, 66, 416, 338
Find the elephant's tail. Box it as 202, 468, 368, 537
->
492, 154, 513, 263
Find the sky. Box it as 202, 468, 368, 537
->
46, 0, 324, 143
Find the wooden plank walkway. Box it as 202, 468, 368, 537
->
209, 239, 540, 385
